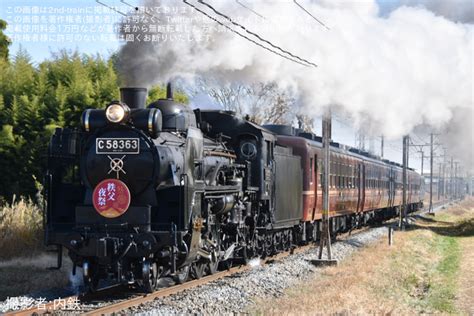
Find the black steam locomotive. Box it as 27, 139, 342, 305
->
45, 84, 302, 292
44, 84, 422, 292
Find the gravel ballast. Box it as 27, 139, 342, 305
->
132, 226, 389, 315
0, 226, 390, 314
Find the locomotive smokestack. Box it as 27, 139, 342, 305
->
166, 82, 173, 100
120, 87, 147, 109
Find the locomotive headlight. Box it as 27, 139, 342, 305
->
106, 103, 129, 123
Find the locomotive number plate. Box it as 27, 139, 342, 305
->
96, 138, 139, 154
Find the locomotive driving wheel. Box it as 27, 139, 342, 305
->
204, 229, 220, 275
173, 265, 190, 284
190, 262, 206, 279
265, 233, 274, 257
206, 249, 219, 275
82, 261, 100, 293
140, 260, 159, 293
256, 234, 265, 258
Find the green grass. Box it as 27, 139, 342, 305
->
380, 219, 463, 313
427, 235, 461, 313
398, 231, 461, 313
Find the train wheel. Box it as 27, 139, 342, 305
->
207, 260, 219, 275
207, 252, 219, 275
256, 234, 265, 258
240, 245, 249, 265
190, 262, 205, 279
140, 261, 158, 293
218, 259, 233, 270
283, 230, 291, 251
265, 234, 273, 257
83, 261, 100, 293
173, 265, 190, 284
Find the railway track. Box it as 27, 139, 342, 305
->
5, 245, 312, 316
6, 200, 455, 316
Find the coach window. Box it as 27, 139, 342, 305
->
342, 164, 346, 188
339, 164, 343, 189
348, 169, 352, 188
310, 157, 314, 185
367, 168, 370, 188
344, 165, 348, 188
366, 168, 369, 188
332, 161, 336, 184
339, 164, 343, 188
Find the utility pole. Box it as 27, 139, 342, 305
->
380, 135, 384, 158
315, 109, 336, 265
438, 162, 442, 201
400, 135, 409, 229
442, 150, 447, 199
454, 162, 459, 199
418, 150, 425, 176
450, 157, 454, 200
429, 133, 434, 213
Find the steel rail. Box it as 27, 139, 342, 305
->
4, 284, 121, 316
81, 245, 312, 315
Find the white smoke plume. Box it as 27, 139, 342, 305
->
116, 0, 473, 168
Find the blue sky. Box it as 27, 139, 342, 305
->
0, 0, 131, 61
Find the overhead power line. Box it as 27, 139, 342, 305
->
183, 0, 314, 68
235, 0, 266, 20
293, 0, 330, 30
196, 0, 318, 68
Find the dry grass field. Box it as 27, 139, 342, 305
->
0, 197, 43, 259
252, 198, 474, 315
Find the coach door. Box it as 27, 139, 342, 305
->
388, 167, 394, 207
357, 163, 366, 213
311, 154, 318, 220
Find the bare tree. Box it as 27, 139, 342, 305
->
194, 76, 297, 125
246, 82, 295, 125
296, 114, 314, 132
192, 77, 247, 114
